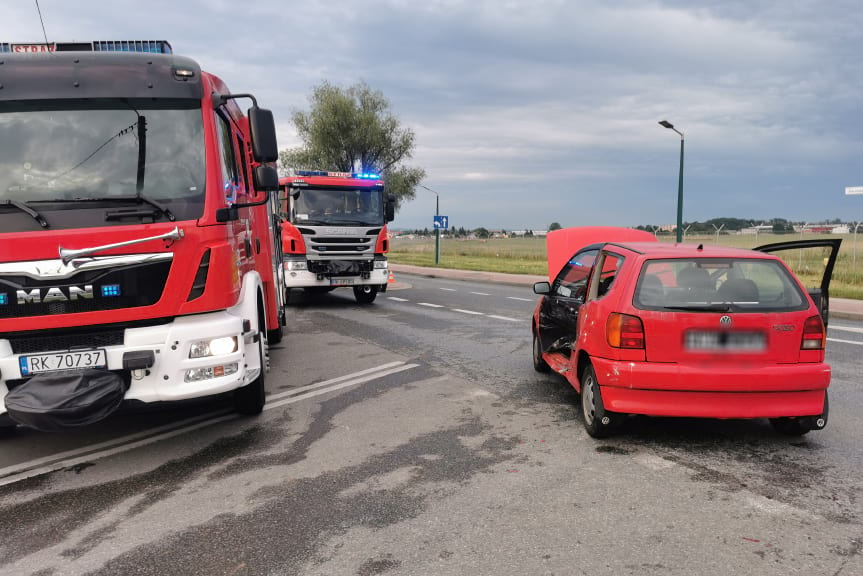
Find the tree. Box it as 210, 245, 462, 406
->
279, 81, 425, 211
474, 227, 490, 239
548, 222, 562, 231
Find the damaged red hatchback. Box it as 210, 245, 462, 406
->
532, 227, 840, 438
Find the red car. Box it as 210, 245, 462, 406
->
532, 227, 841, 438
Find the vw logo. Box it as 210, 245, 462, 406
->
719, 315, 732, 327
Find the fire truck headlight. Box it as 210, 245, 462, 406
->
373, 260, 388, 270
284, 260, 307, 271
189, 336, 237, 358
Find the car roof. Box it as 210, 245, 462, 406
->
609, 241, 776, 259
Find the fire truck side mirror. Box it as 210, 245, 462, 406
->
248, 107, 278, 163
254, 165, 280, 192
386, 195, 396, 222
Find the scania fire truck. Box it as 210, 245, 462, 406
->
280, 170, 395, 304
0, 40, 285, 432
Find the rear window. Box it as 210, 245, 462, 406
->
633, 258, 808, 312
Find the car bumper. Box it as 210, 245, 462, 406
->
591, 357, 830, 418
0, 310, 259, 416
283, 267, 389, 289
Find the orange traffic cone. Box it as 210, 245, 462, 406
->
388, 271, 395, 283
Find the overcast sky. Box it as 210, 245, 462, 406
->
4, 0, 863, 230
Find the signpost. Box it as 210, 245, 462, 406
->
433, 215, 449, 230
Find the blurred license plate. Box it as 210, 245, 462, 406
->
685, 331, 765, 352
329, 278, 358, 286
20, 349, 107, 376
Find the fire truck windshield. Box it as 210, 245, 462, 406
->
290, 187, 384, 226
0, 98, 205, 225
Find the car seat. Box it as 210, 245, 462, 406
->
717, 278, 760, 303
676, 266, 714, 300
638, 274, 665, 306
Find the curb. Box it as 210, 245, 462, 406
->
389, 264, 863, 321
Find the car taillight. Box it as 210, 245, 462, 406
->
607, 313, 645, 349
801, 315, 825, 350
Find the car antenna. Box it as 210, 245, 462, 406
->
697, 243, 704, 251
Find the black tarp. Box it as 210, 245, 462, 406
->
4, 369, 125, 431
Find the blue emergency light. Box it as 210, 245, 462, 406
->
101, 284, 122, 297
0, 40, 172, 54
0, 293, 7, 305
293, 169, 380, 180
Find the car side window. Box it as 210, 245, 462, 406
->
553, 249, 598, 299
590, 252, 625, 300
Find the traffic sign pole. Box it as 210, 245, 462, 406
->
435, 195, 440, 265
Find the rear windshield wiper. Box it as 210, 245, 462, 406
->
0, 199, 49, 228
661, 304, 732, 312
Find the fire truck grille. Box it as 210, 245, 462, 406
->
308, 236, 374, 256
0, 260, 171, 319
8, 330, 125, 354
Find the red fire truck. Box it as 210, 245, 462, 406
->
0, 40, 286, 432
280, 170, 394, 304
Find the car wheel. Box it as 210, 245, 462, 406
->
234, 313, 267, 416
353, 285, 378, 304
580, 364, 620, 438
532, 331, 549, 373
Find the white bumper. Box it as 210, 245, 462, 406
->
0, 309, 263, 415
283, 259, 388, 289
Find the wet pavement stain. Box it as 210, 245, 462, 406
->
79, 416, 519, 576
0, 424, 278, 565
356, 554, 400, 575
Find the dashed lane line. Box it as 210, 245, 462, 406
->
418, 302, 444, 308
439, 288, 457, 292
488, 314, 521, 322
469, 291, 491, 296
827, 337, 863, 346
830, 325, 863, 334
507, 296, 534, 302
452, 309, 484, 315
387, 297, 409, 302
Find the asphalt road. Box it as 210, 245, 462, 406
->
0, 273, 861, 576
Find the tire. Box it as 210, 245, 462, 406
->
234, 313, 267, 415
267, 324, 283, 345
353, 285, 378, 304
532, 331, 550, 373
580, 364, 620, 438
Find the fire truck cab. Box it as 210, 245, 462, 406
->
0, 40, 285, 432
280, 170, 395, 304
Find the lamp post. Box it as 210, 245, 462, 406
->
659, 120, 685, 243
420, 184, 441, 265
712, 223, 725, 244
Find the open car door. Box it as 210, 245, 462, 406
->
755, 239, 842, 325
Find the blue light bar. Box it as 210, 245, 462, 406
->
352, 173, 380, 179
101, 284, 122, 297
93, 40, 172, 54
0, 293, 7, 305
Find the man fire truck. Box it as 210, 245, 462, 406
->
0, 40, 286, 432
280, 170, 395, 304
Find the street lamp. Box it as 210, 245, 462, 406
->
420, 184, 441, 265
659, 120, 685, 243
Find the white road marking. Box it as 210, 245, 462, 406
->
829, 325, 863, 334
507, 296, 533, 302
827, 337, 863, 346
469, 291, 490, 296
439, 288, 457, 292
0, 361, 418, 487
418, 302, 444, 308
387, 297, 409, 302
488, 314, 521, 322
452, 309, 484, 315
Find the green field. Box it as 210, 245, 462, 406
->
389, 233, 863, 300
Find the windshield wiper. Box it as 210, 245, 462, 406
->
0, 199, 49, 228
662, 304, 732, 312
30, 196, 175, 222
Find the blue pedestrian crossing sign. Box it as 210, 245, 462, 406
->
433, 215, 449, 230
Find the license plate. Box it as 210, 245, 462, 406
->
329, 278, 358, 286
19, 349, 107, 376
684, 331, 765, 352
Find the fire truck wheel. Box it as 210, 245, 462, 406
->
353, 285, 378, 304
235, 318, 267, 416
267, 324, 283, 345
